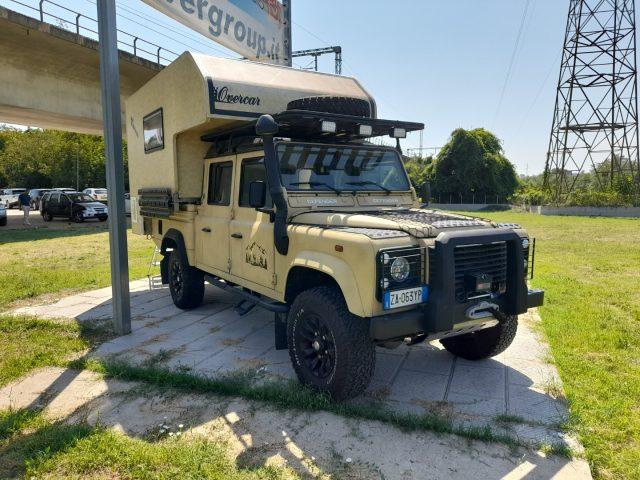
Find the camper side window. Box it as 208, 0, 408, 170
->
207, 162, 233, 206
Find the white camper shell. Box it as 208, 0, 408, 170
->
126, 52, 376, 233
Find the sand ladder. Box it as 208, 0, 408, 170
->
147, 246, 164, 289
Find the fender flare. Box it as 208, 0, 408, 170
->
288, 252, 367, 317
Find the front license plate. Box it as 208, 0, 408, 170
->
383, 286, 429, 310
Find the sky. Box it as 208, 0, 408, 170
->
2, 0, 572, 174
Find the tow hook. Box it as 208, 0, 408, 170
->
466, 302, 500, 321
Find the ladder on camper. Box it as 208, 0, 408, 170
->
147, 246, 163, 289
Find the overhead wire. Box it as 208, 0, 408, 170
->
491, 0, 532, 129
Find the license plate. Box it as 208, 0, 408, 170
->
383, 286, 429, 310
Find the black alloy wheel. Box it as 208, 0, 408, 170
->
296, 312, 337, 380
72, 211, 84, 223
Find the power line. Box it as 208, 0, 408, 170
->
491, 0, 532, 129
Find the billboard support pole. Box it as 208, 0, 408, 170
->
96, 0, 131, 336
283, 0, 292, 67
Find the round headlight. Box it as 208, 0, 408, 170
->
522, 238, 530, 249
390, 257, 411, 282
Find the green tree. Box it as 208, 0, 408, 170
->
428, 128, 519, 200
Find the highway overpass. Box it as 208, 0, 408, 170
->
0, 5, 167, 134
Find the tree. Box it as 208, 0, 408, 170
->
427, 128, 519, 200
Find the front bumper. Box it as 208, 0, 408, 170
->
370, 228, 544, 341
370, 288, 544, 341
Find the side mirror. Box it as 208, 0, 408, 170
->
420, 181, 431, 205
249, 181, 267, 209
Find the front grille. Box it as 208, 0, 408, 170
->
453, 242, 507, 302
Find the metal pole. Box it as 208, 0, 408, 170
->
97, 0, 131, 335
76, 144, 80, 191
282, 0, 292, 67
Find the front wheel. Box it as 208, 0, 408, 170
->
440, 315, 518, 360
287, 286, 376, 401
168, 251, 204, 310
42, 212, 53, 222
72, 211, 84, 223
98, 215, 108, 222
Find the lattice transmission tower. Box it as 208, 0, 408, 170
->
544, 0, 640, 203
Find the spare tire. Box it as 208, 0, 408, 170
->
287, 96, 372, 118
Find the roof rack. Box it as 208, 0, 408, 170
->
201, 110, 424, 144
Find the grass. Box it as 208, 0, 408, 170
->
0, 226, 154, 309
0, 315, 106, 388
0, 408, 298, 479
464, 211, 640, 479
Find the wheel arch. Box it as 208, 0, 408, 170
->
285, 253, 367, 317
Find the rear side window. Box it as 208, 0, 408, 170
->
207, 162, 233, 206
239, 158, 272, 208
49, 193, 60, 205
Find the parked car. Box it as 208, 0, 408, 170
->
83, 188, 108, 203
1, 188, 26, 208
0, 204, 6, 226
52, 187, 76, 193
28, 188, 51, 210
41, 191, 108, 222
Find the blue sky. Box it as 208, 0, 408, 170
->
4, 0, 572, 174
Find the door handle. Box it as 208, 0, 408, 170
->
231, 233, 243, 239
202, 227, 211, 233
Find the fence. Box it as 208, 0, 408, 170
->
429, 192, 510, 205
3, 0, 179, 65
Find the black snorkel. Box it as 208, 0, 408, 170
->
256, 115, 289, 256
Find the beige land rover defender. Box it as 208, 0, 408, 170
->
128, 53, 544, 400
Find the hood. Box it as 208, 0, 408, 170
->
291, 208, 494, 238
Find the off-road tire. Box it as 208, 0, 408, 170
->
440, 315, 518, 360
168, 250, 204, 310
287, 96, 372, 118
42, 212, 52, 222
287, 286, 375, 401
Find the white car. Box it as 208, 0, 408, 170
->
0, 188, 26, 208
83, 188, 108, 203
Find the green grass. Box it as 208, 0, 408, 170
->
0, 226, 154, 309
0, 315, 107, 387
464, 211, 640, 479
0, 408, 298, 479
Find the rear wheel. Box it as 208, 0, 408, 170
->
168, 250, 204, 310
440, 315, 518, 360
287, 286, 375, 401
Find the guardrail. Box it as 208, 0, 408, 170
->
3, 0, 179, 65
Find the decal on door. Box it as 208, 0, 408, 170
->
245, 242, 268, 269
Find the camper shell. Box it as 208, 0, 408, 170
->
127, 53, 543, 401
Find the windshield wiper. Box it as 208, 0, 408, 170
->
345, 181, 392, 194
289, 181, 343, 194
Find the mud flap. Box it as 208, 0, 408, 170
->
275, 312, 288, 350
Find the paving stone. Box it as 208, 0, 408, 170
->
448, 364, 505, 400
402, 346, 454, 375
197, 345, 271, 375
508, 384, 568, 425
370, 352, 405, 386
389, 370, 448, 403
447, 392, 506, 416
505, 357, 561, 388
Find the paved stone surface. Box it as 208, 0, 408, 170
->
11, 278, 580, 451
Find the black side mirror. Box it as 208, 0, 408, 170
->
249, 181, 267, 209
420, 181, 431, 205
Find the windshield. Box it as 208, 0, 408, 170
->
277, 143, 411, 193
68, 194, 95, 203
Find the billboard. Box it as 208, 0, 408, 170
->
141, 0, 287, 65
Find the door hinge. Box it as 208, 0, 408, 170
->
227, 258, 232, 272
271, 273, 278, 286
229, 208, 236, 220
